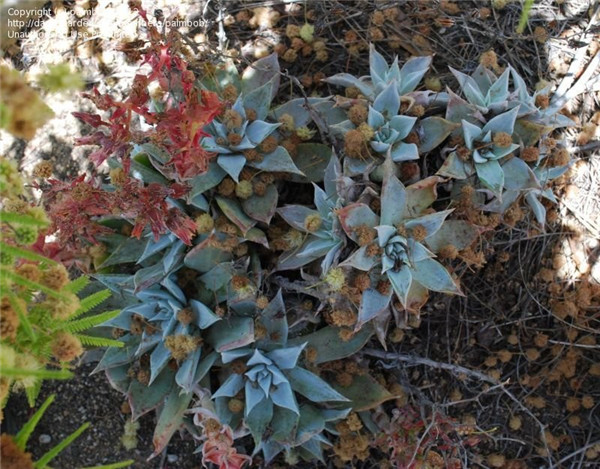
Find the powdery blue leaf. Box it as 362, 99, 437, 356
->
411, 258, 460, 294
398, 56, 432, 94
189, 162, 226, 199
246, 398, 274, 445
404, 209, 453, 239
389, 115, 417, 139
270, 97, 331, 128
340, 245, 378, 271
371, 140, 391, 153
267, 343, 306, 370
189, 299, 221, 329
128, 368, 174, 420
184, 234, 232, 273
242, 183, 278, 224
291, 143, 333, 184
462, 120, 483, 149
202, 136, 232, 154
286, 367, 350, 402
391, 142, 419, 162
375, 225, 397, 246
297, 238, 339, 259
450, 67, 486, 108
270, 381, 299, 414
152, 389, 193, 455
502, 157, 540, 190
425, 220, 480, 252
149, 342, 171, 385
357, 288, 391, 327
206, 317, 254, 352
323, 73, 373, 97
370, 44, 388, 87
216, 196, 256, 235
487, 68, 510, 104
482, 106, 519, 135
242, 53, 280, 99
248, 146, 304, 175
245, 120, 281, 145
437, 152, 471, 179
337, 203, 380, 241
217, 155, 246, 182
243, 79, 276, 121
277, 205, 319, 233
417, 117, 460, 153
387, 266, 412, 306
381, 174, 407, 226
404, 176, 441, 218
526, 192, 547, 225
245, 381, 267, 417
368, 106, 385, 128
373, 82, 400, 117
476, 159, 504, 194
175, 347, 202, 392
295, 405, 326, 445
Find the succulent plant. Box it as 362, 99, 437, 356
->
211, 292, 350, 463
449, 65, 512, 115
277, 155, 348, 272
325, 44, 432, 99
337, 160, 472, 329
437, 107, 520, 195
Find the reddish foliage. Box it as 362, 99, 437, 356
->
73, 7, 222, 179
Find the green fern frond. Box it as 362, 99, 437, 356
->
0, 367, 73, 380
0, 267, 66, 299
0, 211, 48, 227
75, 334, 125, 348
69, 289, 112, 319
34, 422, 90, 468
0, 241, 58, 266
15, 394, 55, 449
6, 291, 36, 340
63, 309, 120, 333
63, 275, 89, 294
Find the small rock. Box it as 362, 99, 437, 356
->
39, 434, 51, 444
167, 454, 178, 463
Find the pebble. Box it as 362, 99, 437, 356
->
39, 434, 51, 444
167, 454, 178, 463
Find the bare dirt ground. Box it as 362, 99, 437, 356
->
1, 0, 600, 468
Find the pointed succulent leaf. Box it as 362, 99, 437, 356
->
152, 389, 193, 455
337, 203, 379, 241
189, 162, 226, 199
450, 67, 486, 108
425, 220, 479, 252
367, 106, 385, 128
270, 381, 299, 414
245, 381, 267, 416
369, 44, 388, 87
373, 81, 400, 117
398, 56, 432, 94
390, 142, 419, 162
487, 68, 510, 104
277, 205, 320, 233
286, 367, 350, 402
389, 115, 417, 140
128, 368, 174, 421
206, 317, 254, 352
476, 159, 504, 194
245, 120, 281, 145
220, 348, 253, 364
436, 152, 471, 179
404, 176, 440, 218
405, 209, 453, 239
288, 324, 373, 364
340, 245, 378, 271
243, 79, 276, 121
242, 183, 278, 224
461, 119, 483, 149
246, 398, 274, 445
357, 288, 392, 327
217, 155, 246, 182
417, 117, 460, 153
333, 374, 397, 411
323, 73, 373, 97
291, 143, 333, 184
295, 405, 326, 445
149, 341, 172, 385
375, 225, 397, 246
216, 196, 256, 235
266, 344, 306, 370
175, 348, 202, 392
526, 192, 547, 225
387, 266, 412, 307
324, 153, 342, 198
502, 157, 540, 190
411, 258, 460, 294
189, 299, 221, 329
241, 53, 280, 99
482, 106, 519, 135
381, 173, 407, 226
248, 146, 304, 175
184, 234, 232, 273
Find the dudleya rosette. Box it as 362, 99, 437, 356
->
324, 44, 432, 99
438, 107, 520, 195
337, 161, 467, 328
